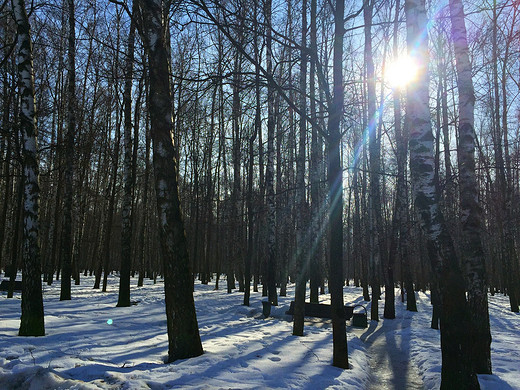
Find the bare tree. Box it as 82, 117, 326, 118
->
59, 0, 76, 301
449, 0, 492, 374
364, 0, 381, 322
293, 0, 308, 337
327, 0, 348, 370
12, 0, 45, 336
118, 1, 137, 308
264, 0, 278, 306
308, 0, 322, 304
405, 0, 478, 387
136, 0, 204, 362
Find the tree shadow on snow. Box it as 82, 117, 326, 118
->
478, 374, 516, 390
360, 314, 423, 389
162, 330, 335, 388
60, 360, 164, 383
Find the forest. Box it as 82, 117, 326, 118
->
1, 0, 519, 388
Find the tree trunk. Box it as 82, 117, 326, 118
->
404, 0, 479, 387
293, 0, 308, 337
13, 0, 45, 336
135, 73, 146, 288
265, 0, 278, 306
101, 119, 120, 293
309, 0, 321, 304
0, 129, 12, 274
449, 0, 492, 374
7, 167, 23, 299
244, 3, 262, 305
59, 0, 76, 302
364, 0, 381, 323
137, 0, 203, 362
117, 2, 137, 308
138, 99, 151, 288
328, 0, 348, 369
244, 96, 256, 305
231, 38, 243, 296
385, 0, 402, 319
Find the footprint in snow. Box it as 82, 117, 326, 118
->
268, 356, 281, 362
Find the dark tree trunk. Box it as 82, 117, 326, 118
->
328, 0, 348, 369
431, 285, 441, 329
231, 36, 242, 297
118, 2, 137, 308
137, 0, 203, 362
137, 75, 148, 288
384, 0, 403, 320
364, 0, 381, 323
0, 78, 14, 274
309, 0, 321, 305
293, 0, 308, 337
244, 123, 256, 306
265, 0, 278, 306
244, 5, 262, 305
0, 131, 12, 275
8, 169, 23, 299
59, 0, 76, 301
101, 123, 120, 293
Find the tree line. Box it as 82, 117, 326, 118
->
1, 0, 519, 388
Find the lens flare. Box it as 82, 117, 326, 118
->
385, 56, 419, 89
107, 319, 113, 325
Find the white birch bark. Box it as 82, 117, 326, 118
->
13, 0, 45, 336
449, 0, 492, 374
405, 0, 479, 387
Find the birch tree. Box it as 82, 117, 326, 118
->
12, 0, 45, 337
404, 0, 479, 387
136, 0, 204, 362
449, 0, 492, 374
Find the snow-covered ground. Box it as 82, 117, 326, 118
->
372, 290, 520, 390
0, 274, 518, 389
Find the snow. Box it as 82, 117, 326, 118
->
375, 291, 520, 390
1, 275, 519, 389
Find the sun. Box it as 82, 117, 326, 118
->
385, 56, 419, 89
